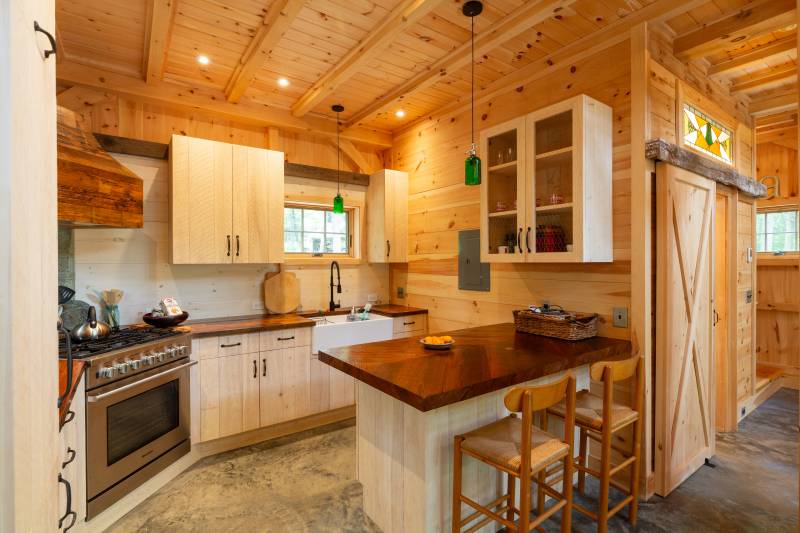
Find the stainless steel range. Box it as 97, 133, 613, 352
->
59, 327, 194, 519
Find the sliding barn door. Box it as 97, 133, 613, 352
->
655, 162, 715, 496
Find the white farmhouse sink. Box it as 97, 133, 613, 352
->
311, 313, 393, 355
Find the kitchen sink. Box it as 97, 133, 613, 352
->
311, 312, 393, 355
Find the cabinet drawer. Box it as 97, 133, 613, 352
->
260, 327, 311, 350
393, 315, 427, 334
195, 333, 259, 359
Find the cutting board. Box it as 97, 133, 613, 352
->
263, 267, 300, 314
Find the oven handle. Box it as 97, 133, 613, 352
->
87, 360, 198, 403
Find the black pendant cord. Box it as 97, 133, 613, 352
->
471, 14, 474, 148
336, 110, 340, 195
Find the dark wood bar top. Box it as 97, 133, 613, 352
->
59, 359, 87, 427
188, 314, 315, 337
371, 304, 427, 317
319, 323, 632, 412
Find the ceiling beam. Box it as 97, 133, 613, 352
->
673, 0, 795, 61
335, 138, 375, 173
291, 0, 443, 118
755, 110, 797, 129
731, 63, 796, 93
142, 0, 177, 84
362, 0, 707, 133
707, 35, 796, 76
750, 85, 798, 115
344, 0, 576, 128
56, 61, 392, 148
225, 0, 305, 103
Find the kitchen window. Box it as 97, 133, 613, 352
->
284, 204, 352, 256
756, 209, 799, 253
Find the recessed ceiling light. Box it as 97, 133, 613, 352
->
196, 55, 210, 65
395, 109, 406, 118
277, 77, 290, 87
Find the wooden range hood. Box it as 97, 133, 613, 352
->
57, 106, 143, 228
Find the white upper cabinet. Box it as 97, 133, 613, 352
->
480, 94, 612, 263
170, 135, 284, 264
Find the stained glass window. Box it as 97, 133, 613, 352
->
683, 104, 733, 165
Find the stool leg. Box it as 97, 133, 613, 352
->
507, 473, 516, 523
519, 467, 531, 533
561, 453, 573, 533
577, 428, 587, 495
598, 428, 612, 533
629, 419, 642, 525
452, 436, 463, 533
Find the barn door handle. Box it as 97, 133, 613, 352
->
34, 21, 57, 59
712, 309, 720, 326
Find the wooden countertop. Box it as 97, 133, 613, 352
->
59, 359, 87, 427
187, 305, 426, 337
188, 313, 315, 337
318, 323, 632, 412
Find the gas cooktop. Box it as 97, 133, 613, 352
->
59, 326, 184, 359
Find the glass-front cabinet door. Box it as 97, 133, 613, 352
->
479, 116, 527, 263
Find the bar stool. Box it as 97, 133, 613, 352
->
452, 373, 576, 533
548, 355, 644, 533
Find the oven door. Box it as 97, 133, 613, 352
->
86, 358, 195, 499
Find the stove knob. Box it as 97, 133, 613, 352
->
139, 354, 151, 366
154, 351, 166, 363
165, 346, 176, 358
128, 359, 141, 370
99, 366, 116, 379
114, 362, 130, 375
177, 345, 188, 356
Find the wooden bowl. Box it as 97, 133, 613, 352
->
142, 311, 189, 328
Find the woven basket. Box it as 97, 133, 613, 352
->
513, 309, 598, 340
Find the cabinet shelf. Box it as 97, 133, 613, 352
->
536, 202, 573, 213
489, 209, 518, 218
535, 146, 572, 160
488, 161, 518, 177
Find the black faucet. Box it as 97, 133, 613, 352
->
329, 260, 341, 312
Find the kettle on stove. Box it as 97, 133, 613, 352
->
71, 306, 111, 342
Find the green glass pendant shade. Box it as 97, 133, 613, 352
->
465, 153, 481, 186
333, 193, 344, 214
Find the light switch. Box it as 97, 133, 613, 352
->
612, 307, 628, 328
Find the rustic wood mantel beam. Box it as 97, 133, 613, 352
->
673, 0, 795, 61
344, 0, 577, 128
142, 0, 177, 84
56, 61, 392, 148
291, 0, 443, 118
225, 0, 305, 103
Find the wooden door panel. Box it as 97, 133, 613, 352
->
233, 145, 267, 264
218, 354, 244, 438
656, 163, 715, 496
284, 346, 311, 420
259, 349, 284, 427
242, 354, 260, 433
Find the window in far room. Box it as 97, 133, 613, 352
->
756, 209, 799, 254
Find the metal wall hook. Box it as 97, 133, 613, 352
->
34, 21, 57, 59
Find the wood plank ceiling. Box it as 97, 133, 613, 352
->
56, 0, 798, 136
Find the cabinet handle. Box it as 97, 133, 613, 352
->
58, 474, 76, 531
526, 227, 531, 253
227, 235, 231, 257
386, 240, 391, 258
252, 359, 257, 379
220, 342, 242, 348
262, 358, 267, 377
61, 447, 76, 469
403, 321, 416, 326
517, 228, 523, 253
236, 235, 240, 257
277, 336, 294, 341
34, 21, 57, 59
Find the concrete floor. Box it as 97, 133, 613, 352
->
107, 389, 798, 533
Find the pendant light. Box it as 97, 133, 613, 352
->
332, 104, 345, 213
463, 0, 483, 186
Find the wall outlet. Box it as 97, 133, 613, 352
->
367, 293, 378, 303
612, 307, 628, 328
396, 286, 405, 299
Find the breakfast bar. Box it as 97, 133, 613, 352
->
318, 323, 631, 533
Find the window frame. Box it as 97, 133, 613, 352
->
756, 208, 800, 255
282, 199, 362, 264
